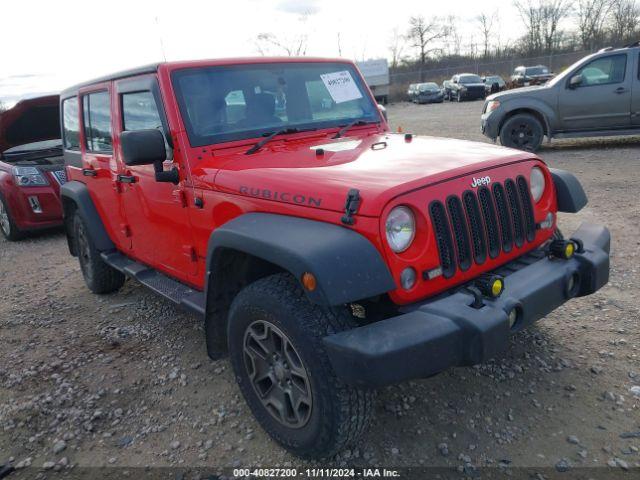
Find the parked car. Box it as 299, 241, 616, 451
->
413, 82, 444, 104
407, 83, 419, 101
60, 57, 609, 459
442, 79, 453, 100
510, 65, 554, 88
482, 45, 639, 151
483, 75, 506, 94
449, 74, 487, 101
0, 94, 65, 240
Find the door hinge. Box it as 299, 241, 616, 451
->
182, 245, 197, 262
172, 189, 187, 207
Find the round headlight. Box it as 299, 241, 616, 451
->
385, 206, 415, 253
530, 166, 546, 202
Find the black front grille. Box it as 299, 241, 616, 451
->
429, 178, 536, 275
446, 196, 472, 271
429, 201, 456, 279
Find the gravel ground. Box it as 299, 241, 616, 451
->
1, 100, 639, 478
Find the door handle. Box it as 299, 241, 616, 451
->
614, 87, 628, 94
117, 174, 136, 184
82, 168, 97, 177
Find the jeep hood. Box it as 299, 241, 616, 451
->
0, 94, 60, 153
213, 133, 534, 217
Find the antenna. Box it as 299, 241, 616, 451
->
154, 16, 167, 62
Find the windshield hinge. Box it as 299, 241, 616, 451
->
341, 188, 361, 226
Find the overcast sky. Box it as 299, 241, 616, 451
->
0, 0, 528, 105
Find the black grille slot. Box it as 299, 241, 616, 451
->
478, 186, 500, 258
517, 176, 536, 242
505, 179, 525, 248
462, 191, 487, 265
429, 201, 456, 278
446, 196, 472, 271
492, 183, 513, 253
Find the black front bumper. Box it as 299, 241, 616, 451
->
324, 223, 610, 388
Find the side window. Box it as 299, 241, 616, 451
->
575, 54, 627, 86
122, 91, 162, 131
62, 97, 80, 150
83, 91, 113, 153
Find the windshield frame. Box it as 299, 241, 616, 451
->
171, 62, 381, 148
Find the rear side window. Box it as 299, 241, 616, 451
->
62, 97, 80, 150
575, 54, 627, 86
83, 91, 112, 152
122, 91, 163, 131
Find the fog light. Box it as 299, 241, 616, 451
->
550, 239, 575, 259
538, 212, 554, 229
400, 267, 417, 290
28, 196, 42, 213
508, 308, 518, 329
476, 274, 504, 298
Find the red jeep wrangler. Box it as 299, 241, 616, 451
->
59, 58, 610, 458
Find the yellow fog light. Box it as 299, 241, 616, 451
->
550, 239, 576, 259
476, 274, 505, 298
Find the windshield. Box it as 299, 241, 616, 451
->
172, 62, 379, 147
459, 75, 482, 84
419, 83, 439, 91
526, 66, 549, 76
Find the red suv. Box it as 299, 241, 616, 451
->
59, 58, 610, 458
0, 95, 65, 240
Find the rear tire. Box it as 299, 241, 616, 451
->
499, 113, 544, 152
74, 212, 125, 294
227, 273, 374, 459
0, 193, 24, 241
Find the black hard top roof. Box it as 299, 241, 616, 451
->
60, 63, 161, 98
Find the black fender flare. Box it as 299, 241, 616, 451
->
60, 180, 115, 253
549, 168, 588, 213
205, 213, 396, 307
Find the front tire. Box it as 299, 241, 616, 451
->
0, 193, 24, 241
74, 212, 125, 294
227, 273, 374, 459
499, 113, 544, 152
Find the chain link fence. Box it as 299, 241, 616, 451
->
388, 50, 593, 101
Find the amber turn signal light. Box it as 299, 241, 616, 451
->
301, 272, 317, 291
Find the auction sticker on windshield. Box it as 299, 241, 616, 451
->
320, 70, 363, 104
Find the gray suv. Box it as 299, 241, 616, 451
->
481, 45, 639, 151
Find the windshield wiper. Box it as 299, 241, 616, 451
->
245, 127, 316, 155
333, 120, 378, 139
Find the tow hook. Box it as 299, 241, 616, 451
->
341, 188, 361, 225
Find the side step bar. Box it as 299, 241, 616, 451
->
101, 251, 206, 318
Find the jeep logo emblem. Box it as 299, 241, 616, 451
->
471, 176, 491, 188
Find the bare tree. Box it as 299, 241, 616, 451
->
255, 14, 310, 56
577, 0, 613, 50
446, 16, 463, 56
388, 27, 406, 68
609, 0, 640, 44
406, 16, 449, 80
514, 0, 571, 54
476, 12, 497, 57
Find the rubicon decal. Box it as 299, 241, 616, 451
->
470, 176, 491, 188
239, 186, 322, 207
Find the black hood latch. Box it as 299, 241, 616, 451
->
341, 188, 361, 225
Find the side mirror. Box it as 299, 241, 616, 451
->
377, 104, 388, 121
121, 129, 166, 166
569, 74, 583, 88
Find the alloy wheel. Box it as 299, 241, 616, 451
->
243, 320, 313, 429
